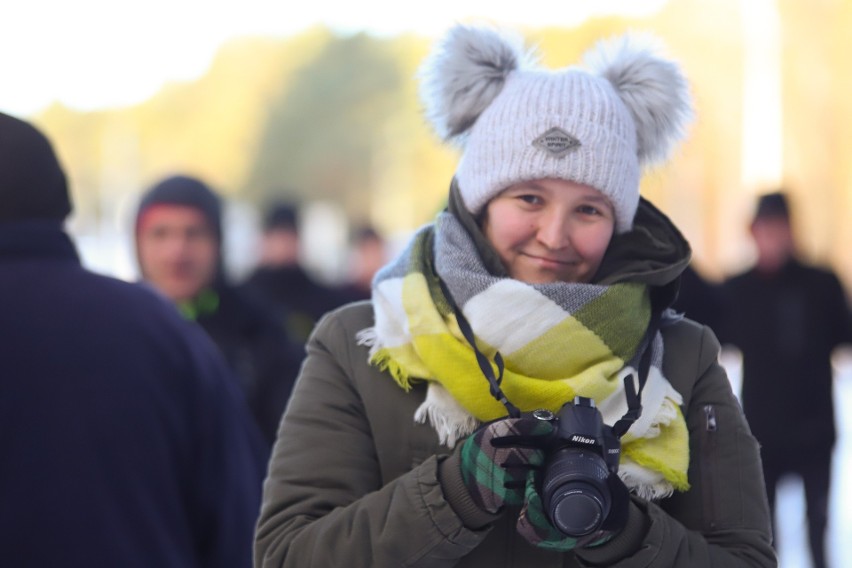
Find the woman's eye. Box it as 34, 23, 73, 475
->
518, 194, 542, 205
577, 204, 601, 216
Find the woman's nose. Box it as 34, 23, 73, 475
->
536, 211, 571, 250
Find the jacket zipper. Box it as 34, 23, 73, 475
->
701, 404, 718, 528
704, 404, 717, 432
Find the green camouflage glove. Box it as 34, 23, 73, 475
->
458, 414, 556, 514
516, 468, 631, 551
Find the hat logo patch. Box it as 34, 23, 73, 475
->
533, 127, 581, 158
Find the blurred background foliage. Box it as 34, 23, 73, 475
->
30, 0, 852, 288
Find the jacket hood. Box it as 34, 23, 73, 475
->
595, 196, 691, 287
448, 178, 691, 307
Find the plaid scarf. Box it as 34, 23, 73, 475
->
358, 212, 689, 498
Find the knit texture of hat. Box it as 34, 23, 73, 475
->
0, 112, 71, 223
136, 175, 222, 239
457, 70, 639, 232
418, 25, 694, 234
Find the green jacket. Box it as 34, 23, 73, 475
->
255, 200, 776, 567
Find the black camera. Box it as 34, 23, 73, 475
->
533, 396, 621, 537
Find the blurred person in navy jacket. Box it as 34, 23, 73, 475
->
134, 176, 303, 445
0, 111, 267, 568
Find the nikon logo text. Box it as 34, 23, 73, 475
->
570, 435, 596, 445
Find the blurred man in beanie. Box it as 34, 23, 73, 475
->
135, 175, 303, 445
0, 112, 267, 567
241, 201, 345, 343
719, 190, 852, 568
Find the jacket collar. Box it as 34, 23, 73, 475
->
595, 197, 692, 287
595, 198, 692, 313
0, 220, 79, 262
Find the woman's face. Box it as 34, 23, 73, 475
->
481, 179, 615, 284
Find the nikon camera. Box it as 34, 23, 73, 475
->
533, 396, 622, 537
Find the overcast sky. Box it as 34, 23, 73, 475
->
1, 0, 667, 117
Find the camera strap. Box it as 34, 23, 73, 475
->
438, 278, 522, 418
439, 276, 662, 431
610, 313, 661, 438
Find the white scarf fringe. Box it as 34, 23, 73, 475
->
414, 383, 478, 448
619, 461, 675, 500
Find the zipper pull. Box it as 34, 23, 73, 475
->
703, 405, 717, 432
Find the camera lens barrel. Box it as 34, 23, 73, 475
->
542, 448, 611, 536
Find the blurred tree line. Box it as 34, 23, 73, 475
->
38, 27, 460, 240
33, 0, 852, 289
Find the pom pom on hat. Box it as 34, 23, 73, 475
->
418, 25, 536, 142
583, 33, 694, 167
418, 25, 694, 233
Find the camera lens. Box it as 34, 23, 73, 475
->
542, 449, 611, 536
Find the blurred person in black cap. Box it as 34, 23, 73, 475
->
134, 176, 303, 445
240, 201, 346, 343
719, 190, 852, 568
0, 112, 267, 567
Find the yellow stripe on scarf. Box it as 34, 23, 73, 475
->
375, 272, 628, 422
623, 405, 691, 491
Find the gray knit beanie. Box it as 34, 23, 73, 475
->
418, 25, 694, 233
135, 175, 222, 240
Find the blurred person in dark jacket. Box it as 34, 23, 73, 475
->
671, 263, 723, 332
240, 201, 345, 343
336, 224, 389, 304
0, 111, 267, 568
135, 176, 303, 445
718, 190, 852, 568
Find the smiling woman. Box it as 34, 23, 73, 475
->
254, 22, 776, 568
